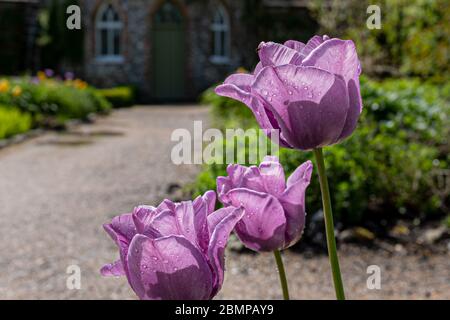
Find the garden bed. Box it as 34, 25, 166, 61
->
190, 76, 450, 236
0, 72, 118, 143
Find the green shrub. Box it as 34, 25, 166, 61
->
0, 77, 111, 121
0, 105, 32, 139
308, 0, 450, 81
191, 77, 449, 225
97, 86, 136, 108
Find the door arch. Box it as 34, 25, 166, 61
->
151, 0, 186, 101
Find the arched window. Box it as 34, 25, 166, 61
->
96, 3, 123, 62
210, 5, 230, 64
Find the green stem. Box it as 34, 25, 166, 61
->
313, 148, 346, 300
273, 250, 290, 300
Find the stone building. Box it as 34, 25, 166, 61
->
81, 0, 316, 101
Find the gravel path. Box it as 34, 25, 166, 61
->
0, 105, 448, 300
218, 244, 450, 300
0, 105, 207, 299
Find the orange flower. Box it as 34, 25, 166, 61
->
0, 79, 10, 93
74, 79, 88, 89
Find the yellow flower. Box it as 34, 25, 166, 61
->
0, 79, 10, 93
37, 71, 46, 81
236, 67, 248, 74
12, 85, 22, 97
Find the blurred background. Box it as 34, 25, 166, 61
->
0, 0, 448, 299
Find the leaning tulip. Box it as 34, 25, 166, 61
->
217, 156, 312, 251
215, 35, 362, 150
217, 156, 312, 299
101, 191, 244, 300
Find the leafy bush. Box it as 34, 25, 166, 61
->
0, 106, 32, 139
0, 77, 111, 121
97, 86, 136, 108
308, 0, 450, 81
191, 77, 449, 226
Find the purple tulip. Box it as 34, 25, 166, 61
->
215, 35, 363, 150
101, 191, 244, 300
217, 156, 312, 251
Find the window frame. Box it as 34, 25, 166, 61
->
210, 5, 231, 65
95, 3, 124, 64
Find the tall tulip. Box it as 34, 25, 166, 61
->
215, 35, 362, 299
101, 191, 244, 300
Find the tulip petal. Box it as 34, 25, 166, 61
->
203, 190, 217, 215
127, 234, 213, 300
286, 160, 313, 188
258, 41, 303, 67
336, 79, 362, 141
226, 163, 246, 186
207, 206, 245, 297
253, 62, 263, 75
228, 189, 287, 251
286, 75, 349, 149
259, 156, 286, 197
215, 83, 281, 135
242, 166, 266, 193
223, 73, 254, 90
157, 199, 176, 213
217, 176, 233, 205
280, 161, 313, 246
132, 205, 157, 234
106, 213, 137, 244
101, 260, 125, 277
103, 214, 137, 266
191, 195, 210, 253
251, 66, 296, 137
252, 65, 337, 148
300, 35, 327, 58
284, 40, 306, 53
207, 206, 241, 235
301, 39, 360, 84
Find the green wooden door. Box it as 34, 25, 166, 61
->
152, 1, 185, 101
